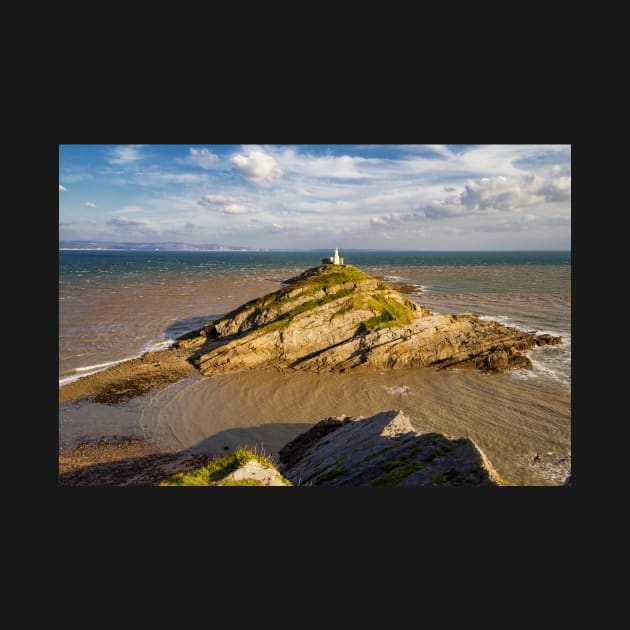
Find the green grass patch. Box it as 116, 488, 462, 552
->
213, 264, 418, 341
285, 288, 354, 319
355, 293, 416, 334
160, 448, 280, 486
215, 265, 372, 334
250, 287, 355, 336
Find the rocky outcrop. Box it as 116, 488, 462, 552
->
60, 262, 561, 406
176, 263, 560, 375
278, 410, 503, 486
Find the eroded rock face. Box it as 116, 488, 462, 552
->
176, 264, 560, 375
278, 410, 503, 486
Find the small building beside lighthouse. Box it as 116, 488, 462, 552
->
322, 247, 344, 266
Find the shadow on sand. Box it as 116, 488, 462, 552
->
59, 422, 314, 486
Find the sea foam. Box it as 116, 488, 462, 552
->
59, 338, 175, 387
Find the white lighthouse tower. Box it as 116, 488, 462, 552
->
322, 248, 344, 265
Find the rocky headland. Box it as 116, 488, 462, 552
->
180, 263, 560, 375
60, 263, 561, 405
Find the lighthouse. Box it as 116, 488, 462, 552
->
322, 248, 344, 266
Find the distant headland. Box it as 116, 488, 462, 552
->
59, 240, 260, 251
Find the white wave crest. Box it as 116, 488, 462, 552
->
385, 385, 410, 395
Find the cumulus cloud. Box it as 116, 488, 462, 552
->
443, 186, 457, 192
460, 170, 571, 212
107, 145, 145, 165
460, 175, 538, 211
231, 149, 283, 185
187, 148, 219, 169
423, 199, 466, 219
536, 176, 571, 202
59, 184, 68, 191
84, 201, 96, 208
198, 194, 249, 214
371, 167, 571, 225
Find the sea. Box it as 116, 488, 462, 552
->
59, 250, 571, 486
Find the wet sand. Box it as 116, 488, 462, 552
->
59, 346, 196, 404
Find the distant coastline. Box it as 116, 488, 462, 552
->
59, 240, 261, 252
59, 241, 571, 254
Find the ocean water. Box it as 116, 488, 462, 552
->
59, 250, 571, 485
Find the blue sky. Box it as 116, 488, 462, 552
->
59, 144, 571, 249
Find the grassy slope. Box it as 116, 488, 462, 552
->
160, 448, 292, 486
220, 265, 372, 319
215, 264, 419, 336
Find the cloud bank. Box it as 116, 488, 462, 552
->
59, 144, 571, 249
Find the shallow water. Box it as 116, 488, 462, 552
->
59, 251, 571, 485
60, 366, 570, 486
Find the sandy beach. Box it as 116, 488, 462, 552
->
59, 346, 195, 405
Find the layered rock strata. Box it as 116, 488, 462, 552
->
177, 264, 560, 375
278, 409, 503, 486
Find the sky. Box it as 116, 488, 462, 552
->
59, 144, 571, 250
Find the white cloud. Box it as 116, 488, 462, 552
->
107, 216, 157, 237
59, 184, 68, 191
198, 194, 249, 214
273, 148, 379, 179
188, 148, 219, 169
460, 169, 571, 212
231, 149, 283, 185
370, 216, 388, 226
84, 201, 96, 208
371, 166, 571, 224
107, 145, 145, 165
137, 171, 207, 185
